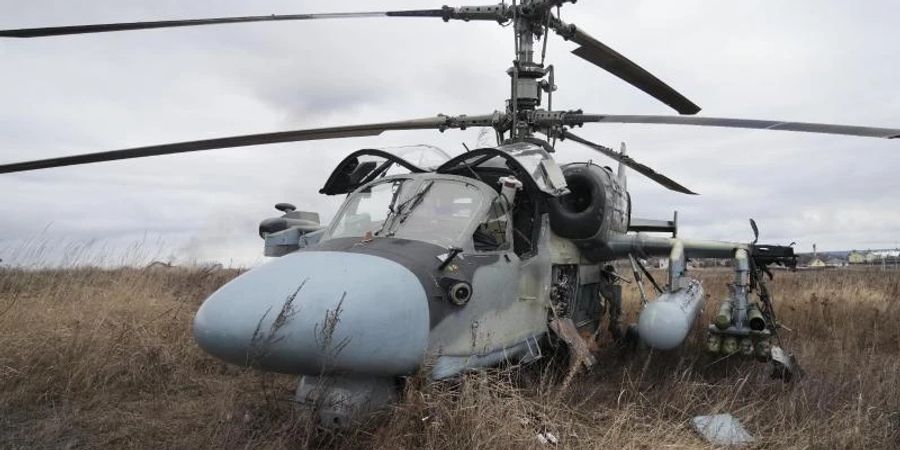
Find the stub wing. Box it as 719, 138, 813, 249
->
609, 233, 796, 267
610, 233, 745, 259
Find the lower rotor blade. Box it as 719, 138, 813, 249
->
551, 20, 701, 115
569, 114, 900, 139
560, 131, 698, 195
0, 115, 493, 174
0, 10, 448, 38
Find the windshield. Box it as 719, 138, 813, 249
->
329, 179, 407, 239
328, 178, 486, 247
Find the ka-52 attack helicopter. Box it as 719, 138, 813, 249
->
2, 1, 898, 427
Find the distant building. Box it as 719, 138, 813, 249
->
848, 251, 866, 264
807, 243, 827, 268
826, 258, 846, 267
809, 258, 826, 268
871, 250, 900, 265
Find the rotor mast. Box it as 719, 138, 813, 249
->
506, 1, 570, 141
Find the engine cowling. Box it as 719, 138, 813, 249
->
548, 163, 629, 261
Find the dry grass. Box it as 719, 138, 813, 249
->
1, 266, 898, 449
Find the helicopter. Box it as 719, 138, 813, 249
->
1, 1, 898, 427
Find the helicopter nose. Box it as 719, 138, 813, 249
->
192, 251, 430, 376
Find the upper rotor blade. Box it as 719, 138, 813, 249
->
551, 20, 700, 115
0, 115, 493, 174
560, 131, 698, 195
568, 114, 900, 139
0, 10, 447, 38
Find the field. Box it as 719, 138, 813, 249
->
1, 266, 898, 449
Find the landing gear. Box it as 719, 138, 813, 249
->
600, 264, 625, 342
546, 262, 631, 386
294, 375, 398, 428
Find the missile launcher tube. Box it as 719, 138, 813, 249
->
747, 303, 766, 331
715, 301, 733, 330
732, 249, 750, 329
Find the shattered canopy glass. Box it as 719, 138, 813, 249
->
327, 178, 486, 248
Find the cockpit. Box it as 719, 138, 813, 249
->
261, 142, 566, 257
323, 175, 509, 251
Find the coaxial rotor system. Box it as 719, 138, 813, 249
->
1, 1, 897, 196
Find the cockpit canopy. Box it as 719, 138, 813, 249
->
318, 142, 567, 253
323, 175, 509, 250
320, 146, 452, 196
436, 142, 568, 197
321, 142, 567, 197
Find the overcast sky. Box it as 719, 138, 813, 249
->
1, 0, 898, 267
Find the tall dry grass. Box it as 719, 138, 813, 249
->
0, 266, 898, 449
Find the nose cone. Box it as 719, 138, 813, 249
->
193, 251, 429, 376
